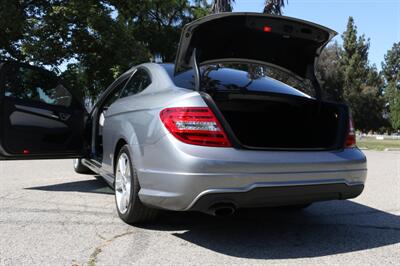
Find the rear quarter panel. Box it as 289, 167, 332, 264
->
101, 63, 206, 175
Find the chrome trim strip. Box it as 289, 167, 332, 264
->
139, 168, 367, 176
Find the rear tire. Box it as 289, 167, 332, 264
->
114, 145, 158, 224
73, 158, 95, 174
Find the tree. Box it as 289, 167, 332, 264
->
382, 42, 400, 84
209, 0, 287, 15
341, 17, 369, 97
211, 0, 235, 13
316, 42, 344, 101
110, 0, 206, 62
0, 0, 151, 102
340, 17, 386, 132
263, 0, 287, 15
382, 42, 400, 130
0, 0, 26, 61
0, 0, 207, 104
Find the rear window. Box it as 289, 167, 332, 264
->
161, 63, 314, 98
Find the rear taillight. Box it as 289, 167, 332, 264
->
345, 116, 356, 148
160, 107, 231, 147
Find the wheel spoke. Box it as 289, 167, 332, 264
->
125, 162, 130, 178
115, 179, 123, 191
119, 192, 127, 212
125, 183, 131, 199
125, 192, 130, 209
118, 157, 126, 179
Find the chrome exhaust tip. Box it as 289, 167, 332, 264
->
209, 203, 236, 217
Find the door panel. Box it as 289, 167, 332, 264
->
0, 62, 87, 159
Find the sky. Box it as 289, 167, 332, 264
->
233, 0, 400, 69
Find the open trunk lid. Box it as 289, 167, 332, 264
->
174, 12, 336, 79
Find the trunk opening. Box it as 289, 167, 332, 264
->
205, 92, 347, 150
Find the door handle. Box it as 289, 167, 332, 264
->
51, 112, 70, 121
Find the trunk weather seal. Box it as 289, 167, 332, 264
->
190, 48, 201, 91
200, 92, 242, 149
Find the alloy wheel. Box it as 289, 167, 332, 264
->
115, 153, 132, 214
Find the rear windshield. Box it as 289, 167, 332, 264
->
161, 63, 314, 98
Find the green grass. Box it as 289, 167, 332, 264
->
357, 136, 400, 151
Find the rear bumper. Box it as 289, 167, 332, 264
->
136, 134, 367, 211
189, 183, 364, 212
139, 178, 366, 212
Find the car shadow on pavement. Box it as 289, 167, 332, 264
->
143, 200, 400, 259
25, 176, 113, 195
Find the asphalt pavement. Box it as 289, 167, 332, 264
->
0, 151, 399, 265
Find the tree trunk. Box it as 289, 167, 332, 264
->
263, 0, 286, 15
211, 0, 234, 13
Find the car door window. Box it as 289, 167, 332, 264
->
99, 76, 129, 130
119, 68, 151, 98
102, 78, 128, 109
4, 65, 72, 107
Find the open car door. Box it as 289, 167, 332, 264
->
0, 61, 87, 160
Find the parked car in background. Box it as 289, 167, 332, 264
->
0, 13, 367, 224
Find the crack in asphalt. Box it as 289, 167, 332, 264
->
87, 231, 135, 266
94, 224, 108, 241
81, 221, 400, 266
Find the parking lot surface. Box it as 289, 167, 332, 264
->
0, 151, 399, 265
